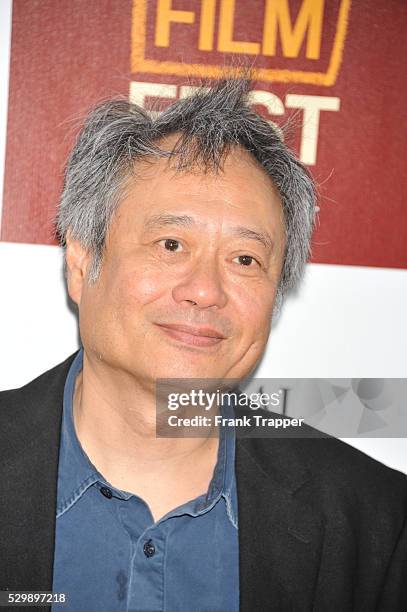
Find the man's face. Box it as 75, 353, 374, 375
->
68, 144, 286, 387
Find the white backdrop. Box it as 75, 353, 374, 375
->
0, 1, 406, 473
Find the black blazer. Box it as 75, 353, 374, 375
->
1, 352, 406, 611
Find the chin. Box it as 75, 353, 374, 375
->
152, 359, 227, 382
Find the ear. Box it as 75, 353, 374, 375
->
65, 229, 92, 305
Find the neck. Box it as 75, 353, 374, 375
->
72, 350, 219, 495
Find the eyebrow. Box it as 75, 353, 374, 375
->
144, 214, 195, 230
232, 226, 274, 251
144, 213, 274, 251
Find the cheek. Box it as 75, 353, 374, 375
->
230, 280, 276, 340
111, 263, 169, 315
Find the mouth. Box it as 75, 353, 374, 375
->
155, 323, 226, 348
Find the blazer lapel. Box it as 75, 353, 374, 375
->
0, 352, 78, 594
236, 435, 325, 612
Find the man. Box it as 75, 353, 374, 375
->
0, 76, 406, 612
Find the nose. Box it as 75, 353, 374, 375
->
172, 256, 228, 309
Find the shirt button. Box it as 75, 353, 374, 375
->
143, 539, 155, 558
100, 486, 113, 499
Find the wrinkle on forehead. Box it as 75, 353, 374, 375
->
110, 138, 285, 255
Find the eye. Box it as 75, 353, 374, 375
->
234, 255, 260, 267
158, 238, 183, 252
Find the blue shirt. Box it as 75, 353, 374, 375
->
52, 348, 239, 611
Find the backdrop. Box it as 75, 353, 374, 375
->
0, 0, 406, 471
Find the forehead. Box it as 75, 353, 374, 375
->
115, 143, 284, 233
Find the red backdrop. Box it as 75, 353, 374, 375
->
2, 0, 406, 268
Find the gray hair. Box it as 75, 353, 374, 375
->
55, 75, 317, 313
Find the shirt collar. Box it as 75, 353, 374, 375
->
200, 394, 237, 527
56, 347, 104, 517
56, 347, 237, 528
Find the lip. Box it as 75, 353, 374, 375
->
155, 323, 226, 347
